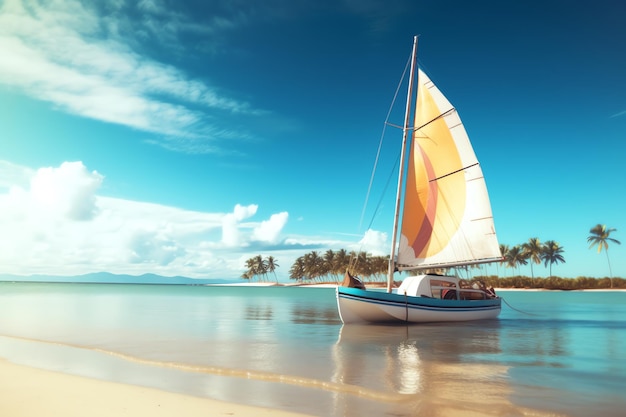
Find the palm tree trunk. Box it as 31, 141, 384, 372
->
605, 250, 613, 288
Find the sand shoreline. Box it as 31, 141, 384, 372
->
0, 359, 312, 417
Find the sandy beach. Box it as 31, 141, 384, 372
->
0, 359, 312, 417
0, 358, 526, 417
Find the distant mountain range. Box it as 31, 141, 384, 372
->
0, 272, 241, 285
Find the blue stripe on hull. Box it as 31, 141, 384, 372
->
336, 287, 501, 323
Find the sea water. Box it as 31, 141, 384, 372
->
0, 283, 624, 417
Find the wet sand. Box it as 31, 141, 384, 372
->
0, 359, 312, 417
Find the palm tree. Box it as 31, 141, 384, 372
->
289, 257, 306, 282
504, 245, 528, 275
244, 257, 257, 281
303, 251, 325, 281
350, 251, 369, 277
323, 250, 341, 281
369, 256, 389, 281
253, 255, 267, 281
335, 249, 350, 272
522, 237, 542, 282
498, 244, 510, 277
265, 256, 279, 282
587, 224, 621, 287
541, 240, 565, 276
243, 255, 263, 281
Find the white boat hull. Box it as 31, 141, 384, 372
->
336, 286, 501, 324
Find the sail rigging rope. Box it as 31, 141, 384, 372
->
349, 47, 414, 274
358, 52, 412, 233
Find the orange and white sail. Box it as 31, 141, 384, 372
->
397, 69, 501, 270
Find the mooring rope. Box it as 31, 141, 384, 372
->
500, 296, 540, 316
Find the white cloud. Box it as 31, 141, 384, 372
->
221, 204, 258, 247
233, 203, 258, 221
253, 212, 289, 244
0, 161, 308, 278
0, 0, 256, 151
358, 229, 388, 256
30, 162, 103, 221
128, 229, 186, 266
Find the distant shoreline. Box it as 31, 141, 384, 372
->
1, 280, 625, 291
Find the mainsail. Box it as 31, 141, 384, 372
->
396, 69, 501, 270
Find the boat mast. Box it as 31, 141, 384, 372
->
386, 35, 418, 293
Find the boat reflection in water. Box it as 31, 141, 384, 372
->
330, 322, 551, 417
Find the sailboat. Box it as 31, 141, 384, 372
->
336, 36, 502, 324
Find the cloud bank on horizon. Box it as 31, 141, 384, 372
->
0, 160, 386, 278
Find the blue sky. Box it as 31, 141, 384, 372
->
1, 0, 625, 281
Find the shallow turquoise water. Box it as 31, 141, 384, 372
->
0, 283, 624, 416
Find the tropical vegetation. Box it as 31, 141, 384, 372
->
462, 275, 625, 290
241, 224, 623, 290
501, 239, 565, 279
287, 249, 388, 282
241, 255, 279, 282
